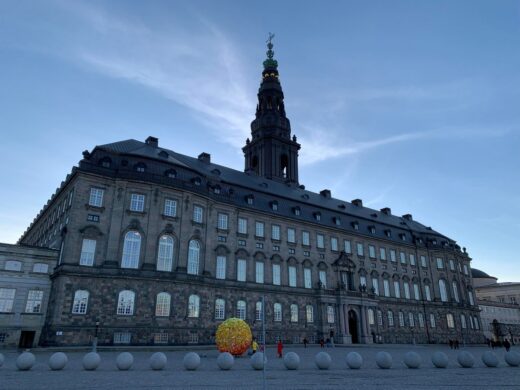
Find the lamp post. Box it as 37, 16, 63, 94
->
92, 321, 100, 352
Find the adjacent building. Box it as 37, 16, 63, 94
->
17, 41, 483, 346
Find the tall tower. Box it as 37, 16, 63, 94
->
243, 34, 300, 185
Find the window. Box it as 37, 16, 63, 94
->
410, 254, 416, 266
314, 212, 321, 221
272, 263, 281, 285
32, 263, 48, 273
187, 240, 200, 275
439, 279, 448, 302
306, 305, 314, 322
215, 299, 225, 319
114, 332, 131, 344
430, 314, 436, 328
413, 283, 420, 300
193, 205, 203, 223
317, 234, 325, 249
369, 245, 376, 258
304, 268, 312, 289
368, 308, 375, 325
424, 285, 432, 301
452, 281, 460, 303
217, 213, 228, 230
436, 257, 444, 269
463, 264, 469, 275
377, 310, 383, 326
287, 228, 296, 243
154, 333, 169, 344
270, 201, 278, 211
72, 290, 89, 314
331, 237, 339, 251
237, 300, 246, 320
236, 259, 247, 282
418, 312, 425, 328
400, 252, 406, 264
130, 194, 145, 212
420, 255, 427, 267
89, 188, 104, 207
473, 316, 480, 330
388, 310, 394, 326
379, 248, 386, 261
121, 231, 141, 269
216, 256, 226, 280
409, 312, 415, 327
238, 218, 247, 234
383, 279, 390, 297
356, 243, 364, 256
155, 292, 171, 317
255, 301, 263, 321
188, 295, 200, 317
157, 235, 174, 272
372, 278, 379, 295
255, 262, 264, 283
327, 306, 335, 323
274, 303, 282, 321
293, 207, 301, 216
394, 281, 401, 298
404, 282, 410, 299
246, 195, 254, 205
344, 240, 352, 253
319, 270, 327, 288
271, 225, 281, 240
468, 290, 475, 306
360, 275, 367, 288
78, 238, 97, 266
255, 221, 265, 238
449, 259, 455, 271
164, 199, 177, 217
390, 250, 397, 262
290, 304, 298, 322
446, 313, 455, 328
334, 217, 341, 226
399, 311, 405, 327
5, 260, 22, 271
288, 266, 297, 287
461, 314, 467, 329
302, 231, 310, 246
117, 290, 135, 315
0, 288, 15, 312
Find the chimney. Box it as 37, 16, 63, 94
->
198, 152, 211, 164
320, 189, 331, 199
145, 136, 159, 147
380, 207, 391, 215
351, 199, 363, 207
402, 214, 413, 221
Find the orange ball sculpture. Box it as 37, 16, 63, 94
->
215, 318, 252, 356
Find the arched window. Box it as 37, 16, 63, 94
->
368, 308, 375, 325
72, 290, 89, 314
393, 280, 401, 298
439, 279, 448, 302
121, 231, 141, 269
157, 235, 175, 272
409, 312, 415, 327
399, 311, 405, 327
215, 298, 225, 320
424, 284, 432, 301
5, 260, 22, 271
403, 282, 411, 299
306, 305, 314, 323
274, 303, 282, 321
188, 294, 200, 317
383, 279, 390, 297
187, 240, 200, 275
117, 290, 135, 315
290, 304, 298, 322
460, 314, 467, 329
387, 310, 394, 326
452, 281, 460, 302
237, 300, 246, 320
255, 301, 263, 321
155, 292, 171, 317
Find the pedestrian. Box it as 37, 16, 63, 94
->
252, 338, 258, 354
449, 339, 453, 349
454, 339, 459, 349
320, 338, 325, 348
277, 340, 283, 358
504, 339, 511, 352
303, 337, 308, 348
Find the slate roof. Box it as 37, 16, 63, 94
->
471, 268, 496, 279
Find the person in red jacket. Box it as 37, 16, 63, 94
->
277, 340, 283, 358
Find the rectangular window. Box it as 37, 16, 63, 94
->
420, 255, 427, 267
377, 310, 383, 326
288, 266, 297, 287
238, 217, 247, 234
33, 263, 49, 273
25, 290, 44, 313
327, 306, 335, 323
390, 250, 397, 262
193, 205, 203, 223
356, 243, 364, 256
317, 234, 325, 249
409, 313, 415, 327
368, 309, 375, 325
0, 288, 15, 312
319, 270, 327, 288
449, 259, 455, 271
287, 228, 296, 243
413, 283, 420, 300
306, 305, 314, 322
5, 260, 22, 271
331, 237, 338, 251
304, 268, 312, 289
446, 313, 455, 328
80, 238, 96, 266
409, 254, 416, 266
217, 213, 228, 230
164, 199, 177, 217
237, 259, 246, 282
379, 247, 386, 260
425, 285, 432, 301
302, 231, 310, 246
399, 312, 405, 327
344, 240, 352, 253
383, 279, 390, 297
154, 333, 169, 344
216, 256, 226, 280
89, 188, 104, 207
436, 257, 444, 269
274, 303, 282, 322
400, 252, 406, 264
418, 313, 425, 328
430, 313, 436, 328
372, 278, 379, 295
271, 224, 281, 240
255, 221, 265, 238
388, 311, 394, 326
360, 275, 367, 288
368, 245, 376, 258
130, 193, 145, 212
463, 264, 469, 275
272, 263, 281, 285
255, 262, 264, 284
114, 332, 132, 344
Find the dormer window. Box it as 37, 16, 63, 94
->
99, 157, 112, 168
246, 195, 254, 205
211, 169, 221, 176
333, 217, 341, 226
158, 150, 169, 158
314, 212, 321, 221
165, 169, 177, 179
432, 239, 437, 245
134, 163, 146, 173
369, 226, 376, 234
293, 207, 301, 216
399, 234, 406, 241
385, 230, 392, 238
352, 222, 359, 230
192, 177, 201, 186
213, 186, 221, 195
270, 201, 278, 211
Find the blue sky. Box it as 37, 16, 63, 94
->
0, 0, 519, 281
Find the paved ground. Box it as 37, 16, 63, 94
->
1, 344, 519, 389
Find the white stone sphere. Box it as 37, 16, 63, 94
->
315, 351, 332, 370
183, 352, 201, 371
283, 352, 300, 370
150, 352, 167, 370
0, 353, 4, 367
432, 351, 449, 368
375, 351, 392, 369
404, 351, 422, 369
505, 351, 520, 367
16, 352, 36, 371
49, 352, 68, 370
217, 352, 234, 370
457, 351, 475, 368
82, 352, 100, 371
251, 352, 267, 370
346, 352, 363, 369
481, 351, 499, 367
116, 352, 134, 371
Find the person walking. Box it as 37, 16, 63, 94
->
252, 338, 258, 354
277, 340, 283, 358
320, 338, 325, 348
504, 339, 511, 352
303, 337, 308, 348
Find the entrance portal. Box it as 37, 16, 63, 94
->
19, 331, 35, 348
348, 310, 359, 344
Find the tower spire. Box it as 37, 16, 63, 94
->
243, 35, 301, 185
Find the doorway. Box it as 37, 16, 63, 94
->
19, 331, 35, 349
348, 310, 359, 344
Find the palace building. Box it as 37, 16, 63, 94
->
18, 40, 483, 346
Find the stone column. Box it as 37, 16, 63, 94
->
342, 304, 352, 344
